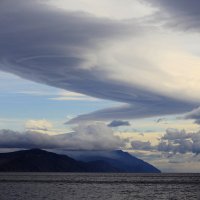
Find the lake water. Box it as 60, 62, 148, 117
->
0, 173, 199, 200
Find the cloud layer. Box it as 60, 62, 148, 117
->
0, 123, 126, 150
0, 0, 200, 123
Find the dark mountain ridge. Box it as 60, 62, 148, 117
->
0, 149, 161, 173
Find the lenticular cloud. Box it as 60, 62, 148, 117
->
0, 0, 199, 123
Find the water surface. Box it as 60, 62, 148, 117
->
0, 173, 199, 200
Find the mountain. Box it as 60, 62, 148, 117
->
52, 149, 161, 173
0, 149, 116, 172
0, 149, 161, 173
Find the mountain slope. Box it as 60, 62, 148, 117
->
0, 149, 161, 173
62, 150, 161, 173
0, 149, 116, 172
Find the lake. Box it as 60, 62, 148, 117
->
0, 173, 199, 200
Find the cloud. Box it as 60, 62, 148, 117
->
162, 128, 191, 140
131, 128, 200, 154
49, 0, 156, 20
183, 107, 200, 124
0, 123, 126, 150
25, 119, 53, 131
49, 91, 98, 101
108, 120, 130, 127
67, 101, 195, 124
0, 0, 199, 123
143, 0, 200, 31
156, 118, 166, 123
131, 140, 154, 151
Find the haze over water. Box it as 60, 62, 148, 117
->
0, 173, 199, 200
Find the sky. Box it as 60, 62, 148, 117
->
0, 0, 200, 172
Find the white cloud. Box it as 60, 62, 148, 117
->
49, 91, 98, 101
49, 0, 156, 20
25, 119, 53, 131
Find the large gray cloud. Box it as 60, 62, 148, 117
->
0, 0, 198, 123
0, 123, 126, 150
143, 0, 200, 31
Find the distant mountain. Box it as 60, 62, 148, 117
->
0, 149, 161, 173
53, 149, 161, 173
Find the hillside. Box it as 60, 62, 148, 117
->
0, 149, 161, 173
62, 150, 161, 173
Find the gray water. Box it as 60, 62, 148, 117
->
0, 173, 199, 200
